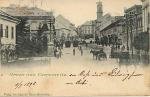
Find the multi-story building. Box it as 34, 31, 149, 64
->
1, 5, 55, 56
141, 0, 150, 63
1, 5, 55, 41
55, 15, 77, 41
0, 10, 19, 63
95, 14, 114, 37
124, 5, 143, 55
141, 0, 150, 33
0, 10, 19, 46
78, 20, 95, 39
100, 16, 125, 46
95, 1, 115, 38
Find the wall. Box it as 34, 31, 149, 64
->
0, 19, 16, 45
142, 0, 150, 33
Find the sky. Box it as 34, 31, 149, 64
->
0, 0, 142, 26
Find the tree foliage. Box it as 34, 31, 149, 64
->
134, 32, 149, 52
16, 18, 49, 57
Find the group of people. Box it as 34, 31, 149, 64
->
73, 45, 83, 56
54, 39, 64, 49
53, 47, 62, 59
95, 34, 121, 47
0, 45, 17, 64
53, 39, 65, 59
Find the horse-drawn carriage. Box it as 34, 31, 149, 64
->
90, 45, 107, 60
65, 41, 71, 48
73, 40, 79, 47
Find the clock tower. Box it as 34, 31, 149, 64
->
96, 1, 103, 20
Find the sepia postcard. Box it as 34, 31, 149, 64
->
0, 0, 150, 96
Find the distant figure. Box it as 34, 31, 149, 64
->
90, 40, 92, 44
121, 45, 125, 52
80, 47, 83, 56
54, 47, 57, 57
78, 45, 81, 51
59, 49, 62, 58
73, 48, 75, 56
60, 41, 64, 49
85, 42, 88, 48
55, 47, 60, 59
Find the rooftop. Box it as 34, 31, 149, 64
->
0, 10, 20, 23
1, 5, 53, 17
124, 5, 142, 13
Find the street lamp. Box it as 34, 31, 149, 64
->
125, 15, 129, 51
129, 17, 134, 59
94, 20, 102, 44
92, 20, 96, 43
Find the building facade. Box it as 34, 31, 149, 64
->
141, 0, 150, 33
124, 5, 143, 55
95, 1, 115, 38
78, 20, 95, 39
100, 16, 125, 46
95, 14, 114, 37
1, 5, 55, 56
55, 15, 77, 41
141, 0, 150, 63
0, 10, 19, 63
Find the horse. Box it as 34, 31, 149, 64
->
97, 51, 107, 60
90, 49, 107, 60
90, 49, 100, 60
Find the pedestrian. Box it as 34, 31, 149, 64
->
80, 47, 83, 56
73, 48, 75, 56
59, 48, 62, 58
121, 45, 125, 52
61, 41, 63, 49
54, 47, 57, 57
78, 45, 81, 51
85, 42, 88, 48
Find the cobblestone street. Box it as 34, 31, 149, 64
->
1, 45, 140, 70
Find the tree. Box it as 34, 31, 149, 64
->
35, 23, 49, 55
16, 17, 32, 57
133, 32, 149, 52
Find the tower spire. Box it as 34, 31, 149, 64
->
96, 0, 103, 20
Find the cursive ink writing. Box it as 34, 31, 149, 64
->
108, 68, 143, 81
14, 81, 37, 89
76, 78, 88, 85
79, 70, 90, 79
66, 67, 143, 85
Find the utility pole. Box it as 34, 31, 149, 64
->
47, 12, 55, 56
0, 32, 1, 65
147, 13, 150, 64
130, 18, 134, 60
92, 20, 95, 43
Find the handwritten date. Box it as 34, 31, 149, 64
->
14, 81, 37, 89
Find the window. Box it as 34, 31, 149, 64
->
11, 27, 14, 39
0, 24, 3, 37
5, 26, 8, 38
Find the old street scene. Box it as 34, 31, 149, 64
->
0, 0, 150, 69
0, 0, 150, 95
